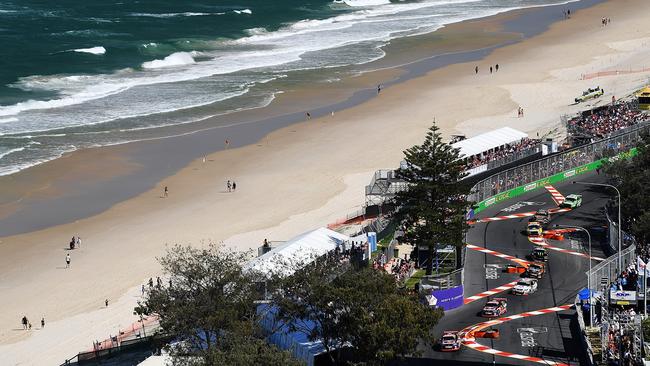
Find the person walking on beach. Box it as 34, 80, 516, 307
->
76, 236, 81, 249
105, 299, 109, 307
227, 180, 232, 192
65, 253, 71, 268
148, 277, 154, 288
232, 181, 237, 191
496, 64, 499, 72
141, 284, 145, 295
475, 66, 479, 74
21, 316, 28, 330
490, 66, 493, 74
377, 84, 381, 94
41, 317, 45, 329
306, 112, 311, 120
164, 186, 168, 198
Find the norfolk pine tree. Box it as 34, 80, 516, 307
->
394, 123, 472, 274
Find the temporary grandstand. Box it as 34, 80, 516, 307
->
452, 127, 534, 176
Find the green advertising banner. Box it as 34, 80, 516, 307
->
473, 148, 638, 214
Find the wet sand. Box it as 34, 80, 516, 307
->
3, 0, 650, 364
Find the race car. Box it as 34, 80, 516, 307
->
560, 194, 583, 209
526, 262, 546, 279
482, 298, 507, 318
527, 222, 543, 236
531, 247, 548, 262
439, 331, 461, 352
543, 230, 565, 241
532, 209, 551, 224
512, 278, 538, 295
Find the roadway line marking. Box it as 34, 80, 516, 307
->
466, 244, 532, 268
459, 304, 574, 366
528, 236, 605, 261
468, 208, 571, 225
544, 185, 566, 206
464, 281, 519, 304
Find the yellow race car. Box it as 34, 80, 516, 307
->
527, 222, 543, 236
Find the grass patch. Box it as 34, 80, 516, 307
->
378, 220, 398, 247
404, 269, 425, 290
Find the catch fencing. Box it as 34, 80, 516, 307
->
469, 121, 650, 206
587, 245, 636, 302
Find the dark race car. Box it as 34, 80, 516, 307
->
482, 298, 507, 318
532, 209, 551, 225
530, 247, 548, 262
526, 262, 546, 279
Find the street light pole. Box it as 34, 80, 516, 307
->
556, 224, 593, 327
573, 181, 622, 271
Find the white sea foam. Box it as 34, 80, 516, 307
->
0, 117, 19, 123
74, 46, 106, 55
335, 0, 391, 7
0, 147, 25, 160
141, 52, 196, 69
1, 0, 578, 130
233, 9, 252, 15
129, 12, 225, 18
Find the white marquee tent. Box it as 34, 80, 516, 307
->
244, 227, 350, 278
451, 127, 528, 159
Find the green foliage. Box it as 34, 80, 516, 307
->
201, 335, 304, 366
394, 123, 473, 273
273, 262, 442, 365
404, 269, 425, 290
135, 243, 303, 366
605, 134, 650, 246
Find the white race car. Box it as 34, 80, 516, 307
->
511, 278, 538, 295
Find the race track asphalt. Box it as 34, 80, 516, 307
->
415, 171, 616, 366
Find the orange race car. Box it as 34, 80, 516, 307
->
543, 231, 565, 240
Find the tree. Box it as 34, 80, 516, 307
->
273, 261, 442, 365
394, 123, 472, 274
605, 134, 650, 247
135, 243, 303, 366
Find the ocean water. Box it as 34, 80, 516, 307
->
0, 0, 577, 176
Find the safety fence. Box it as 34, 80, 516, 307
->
470, 121, 649, 213
485, 143, 543, 170
587, 245, 636, 304
581, 68, 650, 80
575, 293, 597, 366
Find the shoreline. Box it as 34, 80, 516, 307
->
0, 0, 604, 237
3, 0, 650, 364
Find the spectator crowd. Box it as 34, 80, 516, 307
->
567, 101, 646, 140
373, 252, 416, 283
464, 137, 541, 170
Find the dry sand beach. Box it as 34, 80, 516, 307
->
2, 0, 650, 364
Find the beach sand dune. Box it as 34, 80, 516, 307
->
2, 0, 650, 364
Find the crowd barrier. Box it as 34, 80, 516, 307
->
469, 120, 649, 213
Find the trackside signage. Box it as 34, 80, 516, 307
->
524, 183, 537, 192
610, 290, 637, 305
474, 148, 638, 213
426, 285, 464, 311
